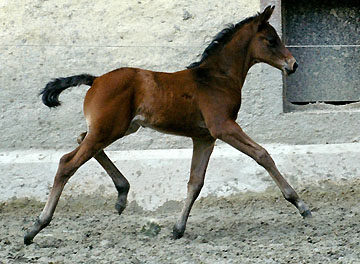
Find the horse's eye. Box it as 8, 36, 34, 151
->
268, 38, 276, 47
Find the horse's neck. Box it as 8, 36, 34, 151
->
212, 33, 254, 89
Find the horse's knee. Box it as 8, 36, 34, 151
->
254, 148, 275, 168
57, 152, 78, 182
60, 149, 79, 166
188, 177, 204, 193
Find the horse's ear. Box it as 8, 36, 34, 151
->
257, 5, 275, 25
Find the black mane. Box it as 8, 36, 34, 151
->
187, 14, 259, 69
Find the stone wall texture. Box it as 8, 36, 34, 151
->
1, 0, 359, 151
283, 0, 360, 103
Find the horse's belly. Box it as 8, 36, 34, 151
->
131, 114, 211, 138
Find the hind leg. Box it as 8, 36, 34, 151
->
77, 132, 133, 214
96, 151, 129, 214
25, 76, 137, 244
24, 134, 107, 245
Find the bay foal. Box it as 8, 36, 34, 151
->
24, 6, 311, 245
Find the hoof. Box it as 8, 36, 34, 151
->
301, 209, 312, 218
115, 203, 126, 215
24, 233, 33, 245
172, 226, 185, 240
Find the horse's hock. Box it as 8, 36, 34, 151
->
0, 0, 359, 210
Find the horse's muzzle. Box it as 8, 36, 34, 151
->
285, 61, 298, 75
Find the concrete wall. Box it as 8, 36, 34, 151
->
1, 144, 359, 210
1, 0, 358, 151
1, 0, 359, 209
1, 0, 259, 150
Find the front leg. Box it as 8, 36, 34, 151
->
208, 120, 312, 218
173, 138, 215, 239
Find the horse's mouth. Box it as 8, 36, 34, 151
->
284, 68, 294, 75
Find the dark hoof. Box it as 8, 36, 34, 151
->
24, 233, 33, 245
172, 226, 185, 240
301, 209, 312, 218
115, 203, 126, 215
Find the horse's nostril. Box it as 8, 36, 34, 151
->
293, 62, 298, 72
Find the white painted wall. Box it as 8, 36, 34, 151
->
1, 0, 358, 151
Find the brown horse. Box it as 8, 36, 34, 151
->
24, 6, 310, 245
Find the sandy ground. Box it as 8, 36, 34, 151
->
1, 179, 360, 264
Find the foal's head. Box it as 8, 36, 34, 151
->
248, 6, 298, 75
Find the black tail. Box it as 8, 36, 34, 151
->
40, 74, 97, 107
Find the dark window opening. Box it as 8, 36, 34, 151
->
282, 0, 360, 110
